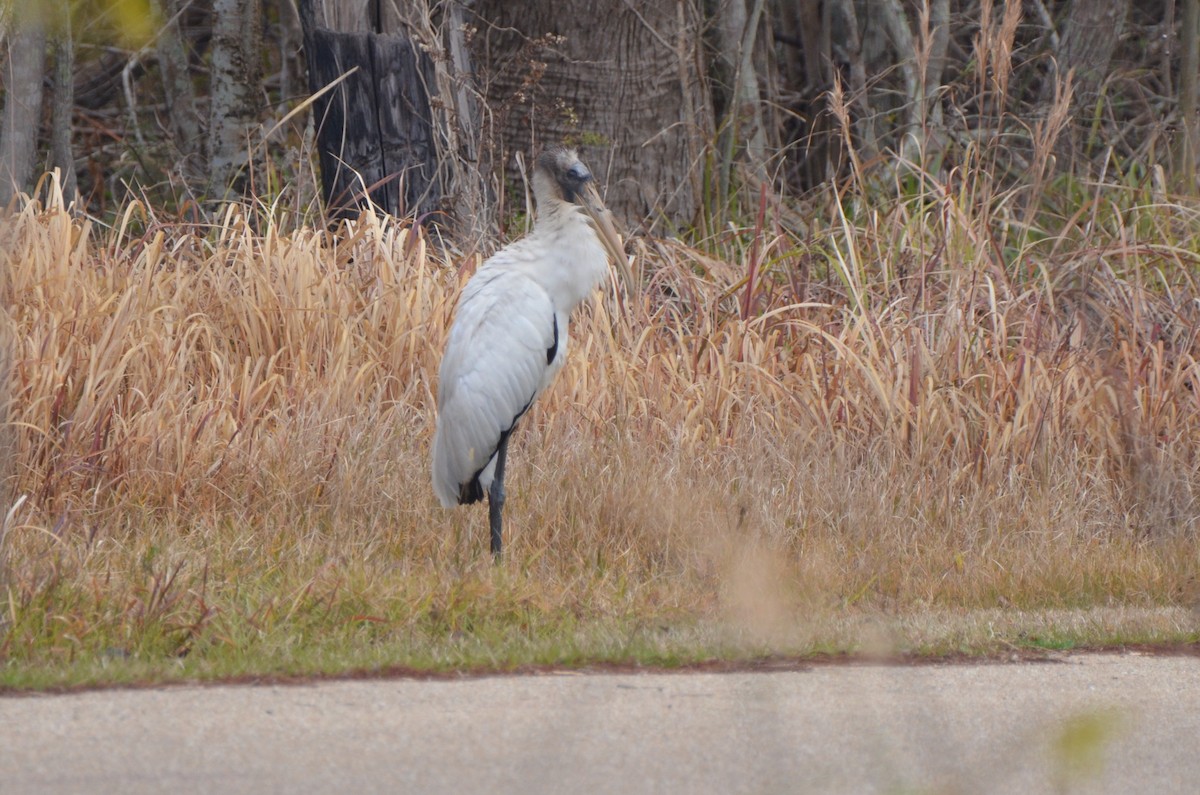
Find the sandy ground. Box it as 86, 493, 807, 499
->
2, 651, 1197, 794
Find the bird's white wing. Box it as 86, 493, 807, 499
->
432, 268, 560, 507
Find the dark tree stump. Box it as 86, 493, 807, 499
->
300, 10, 441, 221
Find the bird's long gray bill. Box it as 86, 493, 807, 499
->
578, 182, 634, 292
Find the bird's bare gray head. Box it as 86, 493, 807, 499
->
529, 146, 632, 290
532, 147, 593, 206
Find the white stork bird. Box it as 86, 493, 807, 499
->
431, 147, 629, 557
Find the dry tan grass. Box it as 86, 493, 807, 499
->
0, 172, 1198, 683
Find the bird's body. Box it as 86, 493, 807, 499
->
432, 148, 626, 555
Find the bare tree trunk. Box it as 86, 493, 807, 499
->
920, 0, 951, 132
876, 0, 919, 124
796, 0, 831, 93
154, 0, 204, 174
715, 0, 769, 200
872, 0, 949, 166
427, 1, 492, 245
471, 0, 710, 229
48, 0, 77, 202
829, 0, 879, 163
296, 0, 490, 234
373, 0, 494, 241
277, 0, 302, 116
299, 0, 448, 222
1178, 0, 1199, 187
313, 0, 386, 32
0, 7, 47, 207
1040, 0, 1129, 163
1045, 0, 1129, 106
784, 0, 838, 188
206, 0, 263, 199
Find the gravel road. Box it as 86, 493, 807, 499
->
2, 651, 1197, 794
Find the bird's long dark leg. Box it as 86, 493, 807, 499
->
488, 434, 510, 559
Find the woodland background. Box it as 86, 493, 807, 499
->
2, 0, 1197, 236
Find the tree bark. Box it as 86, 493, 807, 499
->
715, 0, 769, 199
206, 0, 263, 199
777, 0, 839, 190
470, 0, 710, 228
877, 0, 949, 165
921, 0, 951, 129
48, 0, 77, 202
829, 0, 879, 163
876, 0, 920, 157
425, 1, 492, 244
796, 0, 831, 93
299, 0, 444, 221
0, 7, 47, 207
304, 25, 441, 219
154, 0, 204, 171
1178, 0, 1199, 186
1046, 0, 1129, 106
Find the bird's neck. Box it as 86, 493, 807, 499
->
524, 200, 609, 311
532, 198, 579, 229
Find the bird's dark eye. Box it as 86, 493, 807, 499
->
558, 162, 592, 201
566, 163, 591, 184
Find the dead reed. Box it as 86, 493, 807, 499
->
0, 163, 1198, 685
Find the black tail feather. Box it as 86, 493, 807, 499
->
458, 478, 485, 505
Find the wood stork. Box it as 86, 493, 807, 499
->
431, 147, 629, 557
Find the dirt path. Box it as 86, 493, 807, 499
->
2, 652, 1197, 794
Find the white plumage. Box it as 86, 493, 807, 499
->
431, 148, 627, 555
